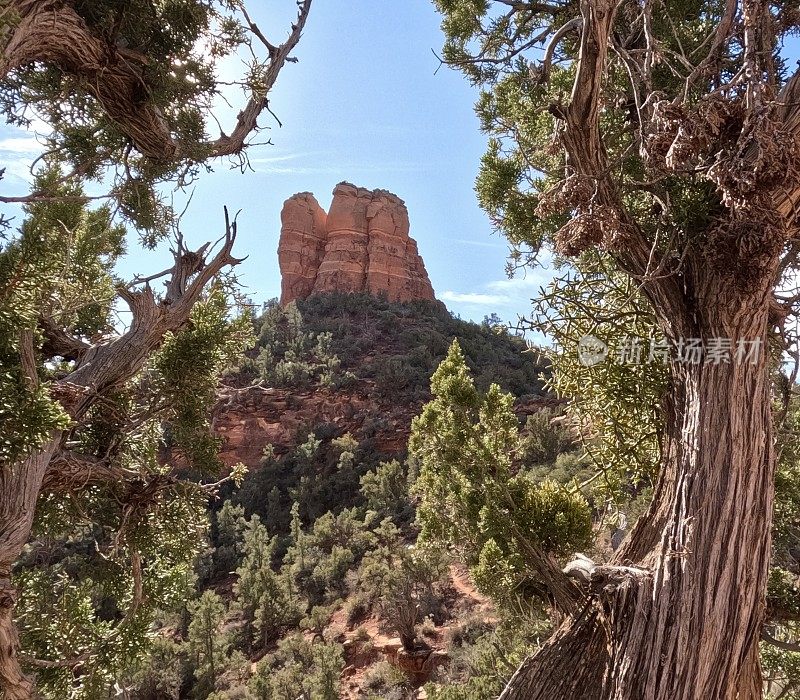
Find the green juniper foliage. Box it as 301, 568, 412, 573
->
234, 515, 301, 649
0, 171, 123, 463
241, 301, 349, 389
359, 458, 415, 523
424, 617, 547, 700
156, 286, 254, 473
0, 2, 311, 697
250, 633, 344, 700
16, 288, 251, 697
433, 0, 800, 691
531, 257, 666, 496
410, 340, 591, 608
187, 590, 230, 697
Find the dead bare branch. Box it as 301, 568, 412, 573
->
0, 0, 313, 162
65, 208, 243, 417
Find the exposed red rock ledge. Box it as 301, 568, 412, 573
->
278, 182, 436, 304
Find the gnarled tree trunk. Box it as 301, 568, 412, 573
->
0, 224, 241, 698
501, 277, 776, 699
0, 0, 312, 161
0, 438, 59, 700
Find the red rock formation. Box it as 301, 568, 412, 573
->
278, 182, 435, 304
372, 637, 448, 681
211, 382, 417, 468
278, 192, 328, 305
314, 183, 372, 295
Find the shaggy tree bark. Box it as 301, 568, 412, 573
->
0, 214, 243, 699
501, 285, 776, 699
492, 0, 800, 697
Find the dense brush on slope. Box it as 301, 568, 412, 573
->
210, 293, 554, 533
125, 294, 572, 700
242, 292, 548, 400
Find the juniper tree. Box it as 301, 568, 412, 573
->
1, 187, 252, 698
410, 340, 592, 610
249, 633, 344, 700
0, 1, 313, 696
434, 0, 800, 697
212, 500, 248, 576
234, 515, 299, 649
0, 0, 312, 238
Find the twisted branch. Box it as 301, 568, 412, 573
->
0, 0, 313, 161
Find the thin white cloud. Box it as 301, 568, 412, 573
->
0, 120, 51, 186
440, 291, 509, 305
249, 152, 323, 165
452, 237, 507, 249
251, 164, 343, 175
486, 276, 546, 293
0, 135, 42, 154
1, 156, 33, 184
439, 256, 557, 316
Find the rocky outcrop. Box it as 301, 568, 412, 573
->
372, 638, 448, 682
278, 182, 435, 304
210, 377, 557, 471
278, 192, 328, 304
211, 382, 416, 468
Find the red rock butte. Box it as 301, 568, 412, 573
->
278, 182, 436, 305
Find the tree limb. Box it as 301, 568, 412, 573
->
681, 0, 738, 96
0, 0, 313, 162
210, 0, 312, 158
19, 550, 144, 671
41, 449, 131, 494
510, 523, 584, 613
65, 208, 242, 417
538, 17, 582, 84
17, 329, 36, 391
762, 630, 800, 653
556, 0, 691, 336
39, 316, 90, 362
772, 67, 800, 221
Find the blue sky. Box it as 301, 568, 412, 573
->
5, 4, 796, 327
0, 0, 551, 325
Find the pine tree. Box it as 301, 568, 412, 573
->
187, 590, 229, 697
212, 500, 248, 576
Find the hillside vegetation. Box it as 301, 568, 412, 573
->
121, 293, 583, 700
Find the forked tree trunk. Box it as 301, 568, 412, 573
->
501, 281, 775, 699
0, 437, 60, 700
0, 228, 242, 698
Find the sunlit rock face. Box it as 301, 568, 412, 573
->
278, 182, 435, 305
278, 192, 328, 305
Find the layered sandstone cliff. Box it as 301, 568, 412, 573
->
278, 192, 328, 303
278, 182, 435, 304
